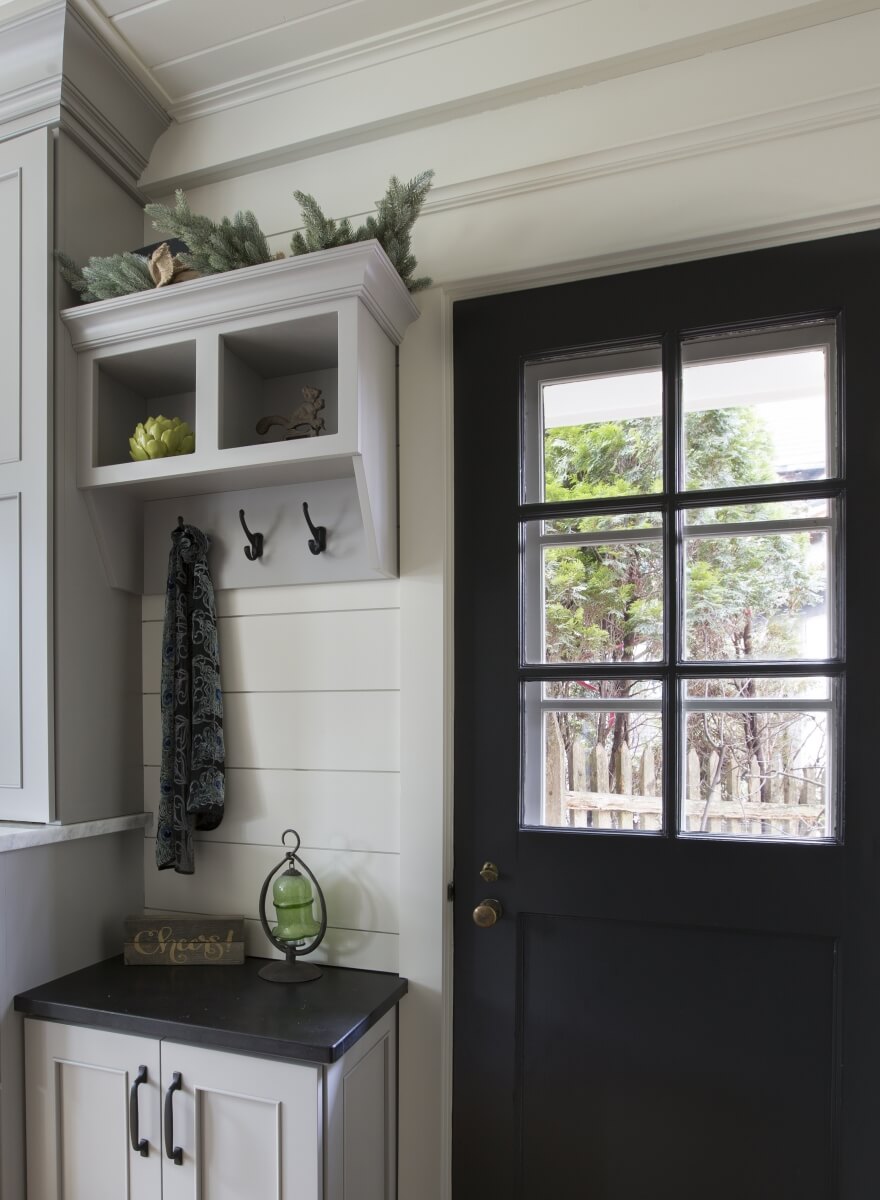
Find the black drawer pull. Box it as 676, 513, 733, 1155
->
164, 1072, 183, 1165
129, 1065, 148, 1157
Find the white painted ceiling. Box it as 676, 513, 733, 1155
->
67, 0, 880, 125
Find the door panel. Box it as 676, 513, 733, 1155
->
520, 917, 835, 1199
25, 1020, 161, 1200
453, 231, 880, 1198
160, 1040, 321, 1200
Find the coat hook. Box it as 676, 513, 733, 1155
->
239, 509, 264, 561
176, 515, 184, 530
302, 502, 326, 555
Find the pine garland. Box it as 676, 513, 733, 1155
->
145, 189, 273, 275
291, 170, 434, 291
56, 251, 155, 304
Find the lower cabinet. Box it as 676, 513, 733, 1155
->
24, 1013, 396, 1200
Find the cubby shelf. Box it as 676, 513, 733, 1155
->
60, 241, 420, 593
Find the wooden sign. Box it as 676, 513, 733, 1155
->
124, 914, 245, 966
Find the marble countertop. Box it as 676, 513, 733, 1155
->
0, 813, 150, 853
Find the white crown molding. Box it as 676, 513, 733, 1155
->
440, 203, 880, 300
0, 0, 169, 192
69, 0, 172, 110
60, 241, 421, 350
423, 83, 880, 217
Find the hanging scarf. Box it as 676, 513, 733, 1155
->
156, 522, 225, 874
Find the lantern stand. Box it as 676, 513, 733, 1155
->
257, 829, 328, 983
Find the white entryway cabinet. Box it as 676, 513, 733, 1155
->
25, 1013, 396, 1200
61, 243, 419, 594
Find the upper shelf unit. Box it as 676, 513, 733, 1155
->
60, 242, 420, 593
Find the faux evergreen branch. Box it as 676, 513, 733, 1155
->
290, 170, 434, 291
56, 251, 155, 303
145, 189, 274, 276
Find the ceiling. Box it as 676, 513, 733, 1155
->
75, 0, 564, 118
48, 0, 880, 125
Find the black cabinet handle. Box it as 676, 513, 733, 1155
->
129, 1065, 148, 1157
164, 1072, 183, 1165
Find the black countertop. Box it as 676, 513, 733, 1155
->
14, 956, 407, 1064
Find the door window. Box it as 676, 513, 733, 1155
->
520, 319, 842, 839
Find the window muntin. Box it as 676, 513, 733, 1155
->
520, 321, 842, 841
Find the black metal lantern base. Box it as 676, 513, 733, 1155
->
258, 956, 323, 984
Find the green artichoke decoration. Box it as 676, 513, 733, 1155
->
129, 416, 195, 461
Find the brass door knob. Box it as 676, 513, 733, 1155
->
473, 898, 503, 928
479, 861, 499, 882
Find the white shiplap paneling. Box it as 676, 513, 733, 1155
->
143, 765, 400, 853
144, 839, 399, 933
143, 690, 399, 771
142, 608, 399, 693
144, 908, 399, 972
141, 581, 400, 973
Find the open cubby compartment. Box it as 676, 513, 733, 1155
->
220, 312, 339, 450
91, 339, 197, 468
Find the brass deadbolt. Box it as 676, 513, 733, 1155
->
472, 898, 503, 928
479, 861, 499, 882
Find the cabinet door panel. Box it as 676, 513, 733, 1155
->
25, 1020, 161, 1200
161, 1042, 321, 1200
0, 128, 52, 821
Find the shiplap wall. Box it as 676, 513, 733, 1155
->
141, 578, 400, 972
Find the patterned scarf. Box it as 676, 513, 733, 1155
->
156, 523, 225, 874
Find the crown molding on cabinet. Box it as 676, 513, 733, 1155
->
61, 241, 420, 350
0, 0, 168, 194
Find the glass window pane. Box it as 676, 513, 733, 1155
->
681, 698, 833, 840
531, 345, 663, 503
523, 680, 663, 832
684, 503, 830, 662
528, 514, 664, 664
682, 322, 835, 492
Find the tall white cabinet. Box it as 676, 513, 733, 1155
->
0, 129, 53, 822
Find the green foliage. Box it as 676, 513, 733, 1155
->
145, 189, 273, 276
56, 250, 155, 304
291, 170, 434, 291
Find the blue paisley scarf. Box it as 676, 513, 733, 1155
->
156, 522, 225, 874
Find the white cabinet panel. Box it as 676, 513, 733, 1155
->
0, 166, 21, 465
25, 1021, 161, 1200
161, 1042, 320, 1200
0, 128, 52, 822
0, 495, 21, 788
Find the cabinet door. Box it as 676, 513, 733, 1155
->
0, 127, 52, 821
160, 1041, 321, 1200
25, 1020, 161, 1200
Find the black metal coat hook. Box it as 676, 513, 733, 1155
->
239, 509, 264, 561
302, 502, 327, 555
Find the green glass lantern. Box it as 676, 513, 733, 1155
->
258, 829, 327, 983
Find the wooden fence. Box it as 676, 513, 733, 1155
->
546, 732, 827, 837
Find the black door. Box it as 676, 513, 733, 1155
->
453, 232, 880, 1199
